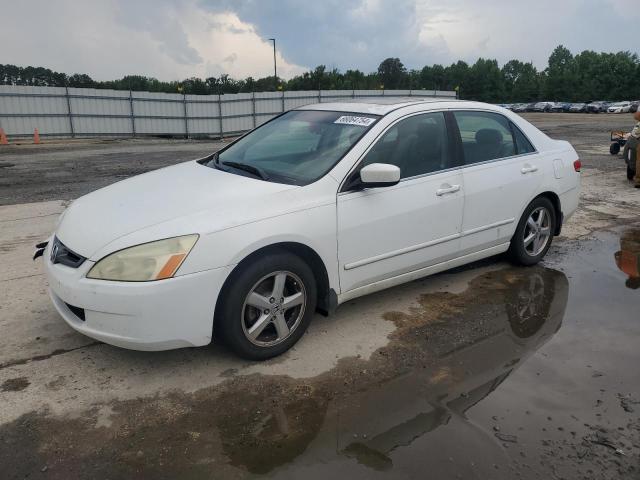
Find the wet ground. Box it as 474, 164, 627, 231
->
1, 228, 639, 479
1, 114, 639, 479
0, 138, 220, 205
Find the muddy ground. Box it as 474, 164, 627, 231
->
0, 113, 639, 479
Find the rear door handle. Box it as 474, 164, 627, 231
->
521, 165, 538, 174
436, 184, 461, 196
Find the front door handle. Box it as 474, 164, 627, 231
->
436, 184, 461, 196
521, 165, 538, 174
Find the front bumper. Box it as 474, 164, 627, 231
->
44, 243, 233, 351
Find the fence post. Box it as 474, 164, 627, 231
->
218, 94, 224, 139
183, 93, 189, 139
318, 89, 322, 104
352, 89, 355, 99
251, 92, 256, 128
129, 90, 136, 137
65, 86, 75, 138
281, 90, 285, 113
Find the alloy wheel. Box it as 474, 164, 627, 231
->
241, 271, 306, 347
523, 207, 552, 257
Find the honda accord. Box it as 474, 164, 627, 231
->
41, 98, 581, 359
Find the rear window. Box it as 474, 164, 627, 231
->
511, 123, 535, 154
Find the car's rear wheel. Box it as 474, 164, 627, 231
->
509, 197, 556, 266
217, 251, 317, 360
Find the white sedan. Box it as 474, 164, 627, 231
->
608, 101, 632, 114
41, 98, 581, 359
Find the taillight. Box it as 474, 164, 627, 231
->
573, 159, 581, 172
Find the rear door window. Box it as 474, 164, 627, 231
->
453, 111, 517, 165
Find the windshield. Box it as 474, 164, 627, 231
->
203, 110, 379, 185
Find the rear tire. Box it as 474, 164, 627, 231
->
610, 142, 620, 155
509, 197, 556, 266
216, 251, 317, 360
628, 165, 636, 181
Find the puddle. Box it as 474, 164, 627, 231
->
0, 377, 30, 392
1, 227, 639, 479
614, 228, 640, 290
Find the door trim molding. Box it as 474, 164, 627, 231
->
342, 217, 514, 271
343, 232, 460, 270
339, 242, 511, 303
462, 218, 515, 237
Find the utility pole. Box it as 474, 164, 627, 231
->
268, 38, 277, 90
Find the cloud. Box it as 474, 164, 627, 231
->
0, 0, 306, 81
200, 0, 432, 72
1, 0, 638, 83
114, 0, 202, 65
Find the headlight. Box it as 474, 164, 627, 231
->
87, 234, 199, 282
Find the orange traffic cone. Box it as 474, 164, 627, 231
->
0, 128, 8, 145
33, 128, 40, 144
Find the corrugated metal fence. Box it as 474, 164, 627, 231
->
0, 85, 456, 139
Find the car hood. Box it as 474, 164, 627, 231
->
56, 161, 298, 259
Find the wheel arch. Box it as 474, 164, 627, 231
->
213, 242, 335, 336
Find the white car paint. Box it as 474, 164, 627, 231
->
608, 102, 631, 114
44, 99, 581, 351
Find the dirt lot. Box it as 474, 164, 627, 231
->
1, 113, 639, 479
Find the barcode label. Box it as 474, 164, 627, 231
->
334, 116, 376, 127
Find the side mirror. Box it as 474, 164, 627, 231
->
359, 163, 401, 188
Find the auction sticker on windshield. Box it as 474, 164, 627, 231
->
334, 115, 377, 127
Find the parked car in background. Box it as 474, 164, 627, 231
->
608, 101, 632, 114
532, 102, 555, 112
569, 103, 588, 113
586, 101, 610, 113
551, 102, 572, 113
525, 103, 538, 112
629, 101, 639, 113
40, 98, 581, 358
512, 103, 528, 113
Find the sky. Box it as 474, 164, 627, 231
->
2, 0, 639, 81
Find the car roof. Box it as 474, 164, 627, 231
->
297, 97, 472, 115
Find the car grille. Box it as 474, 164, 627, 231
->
50, 237, 86, 268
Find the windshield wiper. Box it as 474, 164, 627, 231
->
220, 161, 269, 181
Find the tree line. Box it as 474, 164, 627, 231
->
1, 46, 638, 102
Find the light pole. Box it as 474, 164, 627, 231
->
268, 38, 277, 90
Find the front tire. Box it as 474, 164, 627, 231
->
509, 197, 556, 266
216, 251, 317, 360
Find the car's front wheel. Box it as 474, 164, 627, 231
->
216, 251, 317, 360
509, 197, 556, 266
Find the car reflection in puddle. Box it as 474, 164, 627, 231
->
335, 267, 568, 474
614, 229, 640, 290
215, 266, 569, 477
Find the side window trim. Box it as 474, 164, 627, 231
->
339, 110, 461, 193
448, 109, 538, 168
